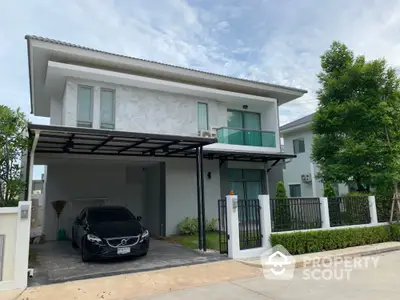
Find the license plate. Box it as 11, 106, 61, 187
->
117, 247, 131, 255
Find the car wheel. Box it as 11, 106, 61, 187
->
81, 239, 91, 262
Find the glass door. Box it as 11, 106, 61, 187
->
227, 110, 262, 146
227, 110, 244, 145
244, 112, 261, 146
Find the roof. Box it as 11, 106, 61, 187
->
280, 113, 314, 132
25, 35, 307, 116
29, 124, 216, 158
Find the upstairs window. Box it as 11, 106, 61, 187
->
77, 86, 93, 128
293, 138, 305, 154
100, 89, 115, 129
197, 103, 208, 131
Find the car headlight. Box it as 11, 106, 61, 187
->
87, 234, 102, 243
140, 230, 149, 242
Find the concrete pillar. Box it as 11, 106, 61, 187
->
368, 196, 378, 224
319, 197, 330, 229
258, 194, 272, 249
226, 195, 239, 259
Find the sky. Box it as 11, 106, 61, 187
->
1, 0, 400, 178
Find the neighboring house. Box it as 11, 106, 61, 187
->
280, 114, 349, 198
25, 35, 307, 239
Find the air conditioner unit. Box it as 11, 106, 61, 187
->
199, 130, 213, 138
301, 173, 312, 183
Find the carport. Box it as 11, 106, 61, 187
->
26, 123, 220, 285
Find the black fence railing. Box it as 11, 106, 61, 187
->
328, 196, 370, 227
238, 199, 262, 250
217, 199, 228, 254
270, 197, 322, 232
375, 195, 392, 223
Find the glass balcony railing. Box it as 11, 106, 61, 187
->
216, 127, 276, 147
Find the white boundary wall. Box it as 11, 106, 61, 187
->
0, 201, 32, 292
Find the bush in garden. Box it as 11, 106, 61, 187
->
276, 181, 287, 198
177, 217, 198, 235
323, 182, 336, 198
206, 218, 218, 232
273, 181, 292, 231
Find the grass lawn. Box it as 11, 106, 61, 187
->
164, 232, 220, 250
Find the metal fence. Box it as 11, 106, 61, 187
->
238, 199, 262, 250
375, 195, 392, 223
217, 199, 228, 254
270, 197, 322, 232
328, 196, 370, 227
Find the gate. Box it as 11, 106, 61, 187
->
238, 199, 262, 250
217, 199, 228, 254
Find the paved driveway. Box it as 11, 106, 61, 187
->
29, 239, 226, 286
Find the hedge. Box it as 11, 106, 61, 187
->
270, 224, 400, 255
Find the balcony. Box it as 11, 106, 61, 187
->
216, 127, 276, 147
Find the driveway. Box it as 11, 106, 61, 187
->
29, 239, 227, 286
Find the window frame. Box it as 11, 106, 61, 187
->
76, 85, 93, 128
100, 88, 116, 129
289, 184, 302, 197
293, 138, 305, 154
197, 102, 209, 131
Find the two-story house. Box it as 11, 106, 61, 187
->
25, 35, 306, 241
281, 114, 349, 197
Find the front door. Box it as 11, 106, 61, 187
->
228, 169, 263, 220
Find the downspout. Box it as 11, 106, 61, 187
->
26, 131, 40, 201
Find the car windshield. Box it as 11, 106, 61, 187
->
87, 207, 135, 223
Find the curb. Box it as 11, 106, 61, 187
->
238, 245, 400, 269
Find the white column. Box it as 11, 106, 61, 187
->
226, 195, 240, 259
319, 197, 330, 229
14, 201, 32, 289
258, 194, 272, 249
368, 196, 378, 225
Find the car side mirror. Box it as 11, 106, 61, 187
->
137, 216, 142, 222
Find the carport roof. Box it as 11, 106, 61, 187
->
29, 123, 216, 158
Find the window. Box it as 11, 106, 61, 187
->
227, 109, 262, 146
100, 89, 115, 129
293, 138, 305, 154
77, 86, 93, 127
197, 103, 208, 131
289, 184, 301, 197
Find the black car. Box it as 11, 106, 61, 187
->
71, 206, 150, 261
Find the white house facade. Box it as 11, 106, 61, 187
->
281, 114, 349, 198
25, 35, 307, 240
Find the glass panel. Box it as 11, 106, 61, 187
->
216, 128, 276, 147
289, 184, 302, 197
197, 103, 208, 131
229, 181, 245, 199
228, 169, 243, 181
246, 181, 262, 199
244, 112, 261, 146
100, 89, 115, 128
77, 86, 92, 124
227, 110, 244, 145
293, 138, 305, 154
243, 169, 262, 181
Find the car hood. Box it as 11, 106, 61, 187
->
89, 220, 143, 238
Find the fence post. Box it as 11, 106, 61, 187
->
258, 194, 272, 249
319, 197, 330, 229
368, 195, 378, 225
226, 195, 240, 259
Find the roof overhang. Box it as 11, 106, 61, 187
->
202, 149, 296, 164
29, 124, 216, 158
280, 122, 311, 136
26, 35, 307, 116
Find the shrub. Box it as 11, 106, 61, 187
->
270, 225, 391, 255
206, 218, 217, 232
177, 217, 218, 235
389, 223, 400, 241
275, 181, 287, 198
177, 217, 198, 235
323, 182, 336, 198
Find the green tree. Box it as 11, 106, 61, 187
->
0, 106, 29, 207
323, 182, 336, 198
312, 41, 400, 199
275, 181, 287, 198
